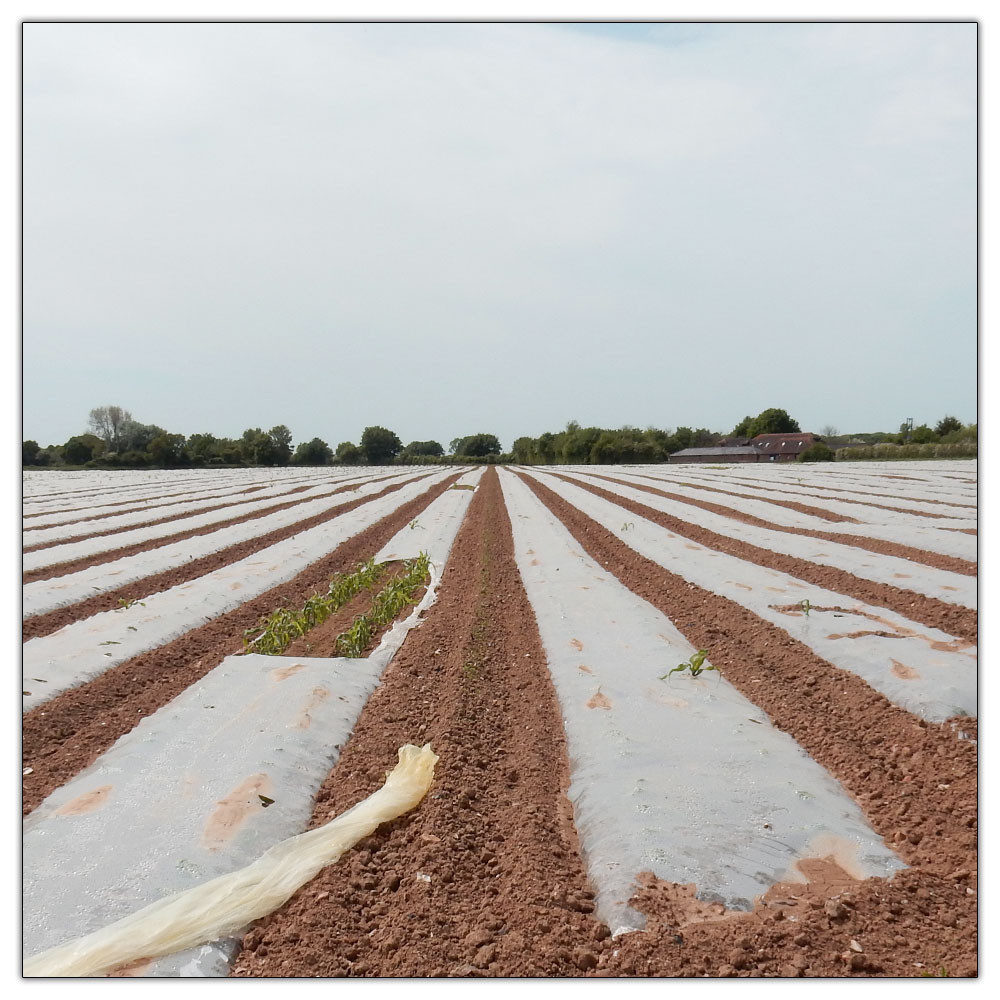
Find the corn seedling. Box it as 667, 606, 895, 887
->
621, 522, 635, 532
801, 599, 811, 617
243, 558, 386, 655
409, 518, 424, 531
334, 553, 431, 658
660, 649, 717, 681
116, 598, 145, 611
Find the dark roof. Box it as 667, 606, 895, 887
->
751, 432, 817, 453
671, 446, 760, 457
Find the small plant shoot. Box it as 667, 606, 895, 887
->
661, 649, 717, 681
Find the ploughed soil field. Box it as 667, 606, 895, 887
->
22, 461, 978, 978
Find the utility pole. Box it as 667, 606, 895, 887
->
905, 417, 913, 443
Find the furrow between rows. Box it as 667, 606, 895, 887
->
22, 472, 376, 550
515, 471, 977, 881
596, 472, 976, 573
21, 471, 464, 815
23, 473, 484, 975
537, 470, 976, 644
22, 473, 416, 582
22, 472, 440, 639
231, 465, 605, 978
499, 469, 904, 931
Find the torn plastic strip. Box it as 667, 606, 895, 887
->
24, 743, 438, 978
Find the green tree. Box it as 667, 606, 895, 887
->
732, 415, 753, 438
403, 440, 444, 458
360, 426, 402, 464
268, 425, 294, 465
63, 436, 95, 464
335, 441, 363, 465
935, 415, 963, 437
535, 431, 557, 464
148, 433, 187, 466
452, 433, 502, 458
186, 433, 219, 463
745, 408, 800, 437
588, 428, 662, 465
671, 426, 696, 450
560, 422, 603, 464
22, 440, 40, 466
911, 424, 936, 444
292, 437, 334, 465
797, 441, 835, 462
62, 433, 106, 465
120, 422, 167, 453
511, 436, 536, 464
240, 428, 278, 465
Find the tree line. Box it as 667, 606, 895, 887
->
21, 404, 975, 469
21, 406, 509, 469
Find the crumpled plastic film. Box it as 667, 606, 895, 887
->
24, 743, 439, 978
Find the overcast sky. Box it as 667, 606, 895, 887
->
22, 20, 977, 450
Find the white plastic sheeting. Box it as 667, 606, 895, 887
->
23, 541, 457, 976
615, 469, 977, 535
519, 468, 976, 721
21, 468, 378, 525
23, 470, 312, 522
22, 470, 453, 713
558, 469, 976, 562
374, 468, 484, 564
544, 469, 976, 609
498, 469, 905, 933
23, 472, 366, 551
648, 464, 977, 522
23, 471, 427, 614
24, 745, 439, 977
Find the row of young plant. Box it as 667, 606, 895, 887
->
242, 558, 385, 655
334, 553, 431, 657
241, 553, 431, 657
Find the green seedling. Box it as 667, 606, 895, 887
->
660, 649, 717, 680
621, 521, 635, 532
99, 640, 120, 646
116, 598, 145, 611
409, 518, 424, 530
801, 599, 811, 617
334, 553, 431, 657
243, 558, 387, 655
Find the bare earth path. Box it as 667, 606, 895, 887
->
231, 466, 608, 977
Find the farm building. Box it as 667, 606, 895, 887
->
668, 432, 819, 464
751, 432, 818, 461
666, 445, 762, 464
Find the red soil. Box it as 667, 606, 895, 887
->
23, 467, 978, 978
